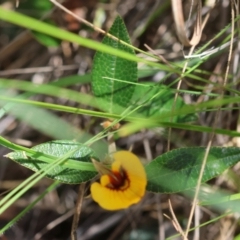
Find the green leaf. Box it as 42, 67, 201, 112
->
18, 0, 53, 18
92, 16, 137, 113
31, 20, 61, 47
146, 147, 240, 193
32, 31, 61, 47
131, 84, 197, 122
7, 140, 98, 184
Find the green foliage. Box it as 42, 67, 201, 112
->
17, 0, 59, 47
1, 13, 239, 191
0, 9, 240, 236
32, 26, 61, 47
92, 16, 137, 113
18, 0, 52, 18
146, 147, 240, 193
131, 84, 197, 122
7, 140, 98, 184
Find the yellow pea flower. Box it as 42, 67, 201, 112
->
91, 151, 147, 210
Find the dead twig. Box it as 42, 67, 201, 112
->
171, 0, 213, 46
71, 183, 86, 240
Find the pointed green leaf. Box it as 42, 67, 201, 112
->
146, 147, 240, 193
131, 84, 197, 122
92, 16, 137, 113
7, 140, 98, 184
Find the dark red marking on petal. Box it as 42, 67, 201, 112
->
107, 167, 130, 190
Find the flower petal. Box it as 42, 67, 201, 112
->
112, 151, 146, 179
91, 182, 142, 210
113, 151, 147, 193
91, 151, 147, 210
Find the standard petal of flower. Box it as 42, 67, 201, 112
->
113, 151, 147, 187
